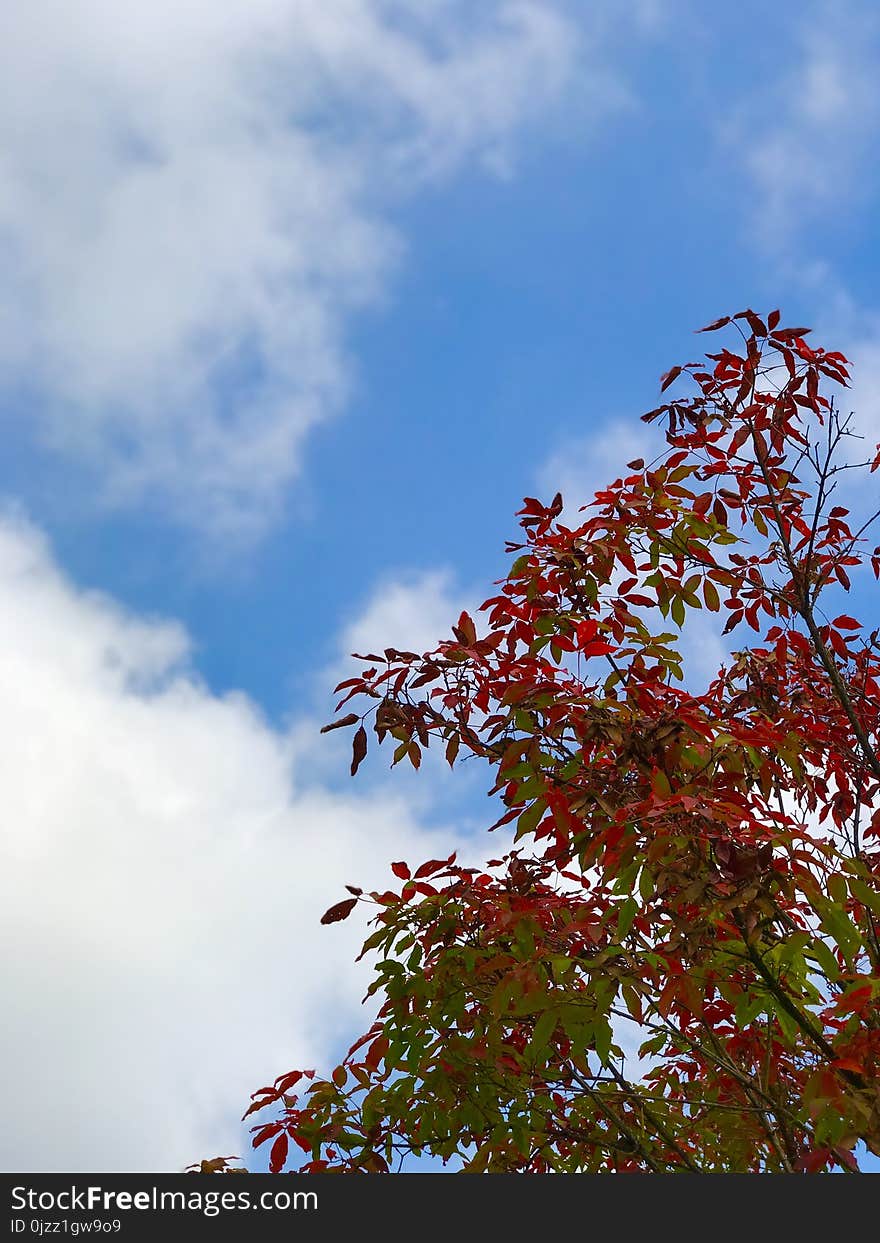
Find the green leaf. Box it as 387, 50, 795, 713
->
529, 1009, 558, 1058
639, 1031, 667, 1058
612, 858, 641, 895
491, 974, 523, 1016
806, 937, 840, 983
593, 1018, 613, 1065
848, 876, 880, 918
515, 797, 546, 841
827, 873, 848, 905
734, 990, 767, 1029
617, 897, 638, 940
514, 919, 536, 958
772, 1002, 800, 1046
820, 905, 863, 964
621, 983, 642, 1022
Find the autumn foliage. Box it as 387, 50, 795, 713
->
223, 311, 880, 1173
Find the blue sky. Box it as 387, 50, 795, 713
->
1, 0, 880, 1172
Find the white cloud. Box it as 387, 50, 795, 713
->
780, 276, 880, 462
288, 566, 482, 797
0, 0, 607, 541
537, 419, 665, 520
724, 1, 880, 250
830, 310, 880, 451
713, 1, 880, 485
336, 566, 475, 662
0, 510, 472, 1171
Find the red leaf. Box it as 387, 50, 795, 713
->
365, 1035, 390, 1072
660, 365, 682, 392
581, 641, 615, 658
457, 611, 477, 646
320, 713, 359, 734
414, 858, 448, 879
274, 1070, 304, 1094
269, 1132, 289, 1174
391, 861, 411, 880
772, 326, 811, 340
320, 897, 358, 925
729, 425, 750, 453
831, 1146, 859, 1172
832, 1057, 864, 1074
801, 1147, 831, 1174
832, 985, 872, 1016
832, 615, 860, 630
350, 725, 368, 776
697, 316, 731, 333
252, 1123, 281, 1149
575, 619, 599, 646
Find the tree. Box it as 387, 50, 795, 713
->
219, 311, 880, 1173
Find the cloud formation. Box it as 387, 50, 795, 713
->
725, 1, 880, 251
0, 1, 595, 540
0, 511, 471, 1171
537, 420, 659, 517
